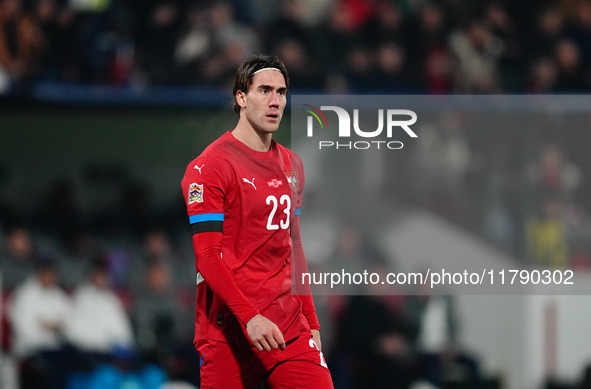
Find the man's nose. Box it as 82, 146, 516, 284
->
269, 92, 279, 107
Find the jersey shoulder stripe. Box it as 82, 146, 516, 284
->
190, 214, 224, 235
190, 213, 224, 224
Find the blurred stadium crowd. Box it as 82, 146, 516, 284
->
390, 117, 591, 270
0, 0, 591, 93
1, 218, 200, 388
2, 0, 591, 388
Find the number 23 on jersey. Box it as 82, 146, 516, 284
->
266, 194, 291, 230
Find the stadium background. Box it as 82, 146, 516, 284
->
2, 0, 591, 388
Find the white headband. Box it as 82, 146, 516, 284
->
253, 67, 282, 75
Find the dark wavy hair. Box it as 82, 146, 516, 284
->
232, 54, 289, 114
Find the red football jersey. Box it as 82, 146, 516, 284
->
181, 131, 310, 346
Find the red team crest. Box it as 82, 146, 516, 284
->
188, 183, 203, 204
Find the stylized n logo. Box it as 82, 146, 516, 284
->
304, 105, 328, 137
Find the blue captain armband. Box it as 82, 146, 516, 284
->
294, 208, 301, 216
190, 213, 224, 234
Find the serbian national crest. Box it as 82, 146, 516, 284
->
284, 172, 298, 191
188, 183, 203, 204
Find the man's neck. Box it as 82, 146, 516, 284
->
232, 123, 272, 152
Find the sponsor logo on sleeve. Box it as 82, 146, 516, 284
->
188, 183, 203, 204
194, 164, 205, 174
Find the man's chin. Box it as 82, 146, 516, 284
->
261, 125, 280, 134
251, 120, 281, 135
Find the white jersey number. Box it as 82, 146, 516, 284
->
309, 339, 328, 368
266, 195, 291, 230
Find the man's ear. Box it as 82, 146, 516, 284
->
236, 90, 247, 110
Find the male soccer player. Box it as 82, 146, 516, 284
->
181, 55, 334, 388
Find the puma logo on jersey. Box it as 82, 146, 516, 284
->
243, 177, 257, 190
194, 164, 205, 174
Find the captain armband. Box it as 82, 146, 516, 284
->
190, 213, 224, 234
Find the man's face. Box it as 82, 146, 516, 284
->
38, 268, 57, 288
240, 69, 287, 135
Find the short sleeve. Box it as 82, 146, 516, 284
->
181, 157, 227, 234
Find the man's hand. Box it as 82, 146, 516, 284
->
246, 314, 286, 352
311, 329, 322, 352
